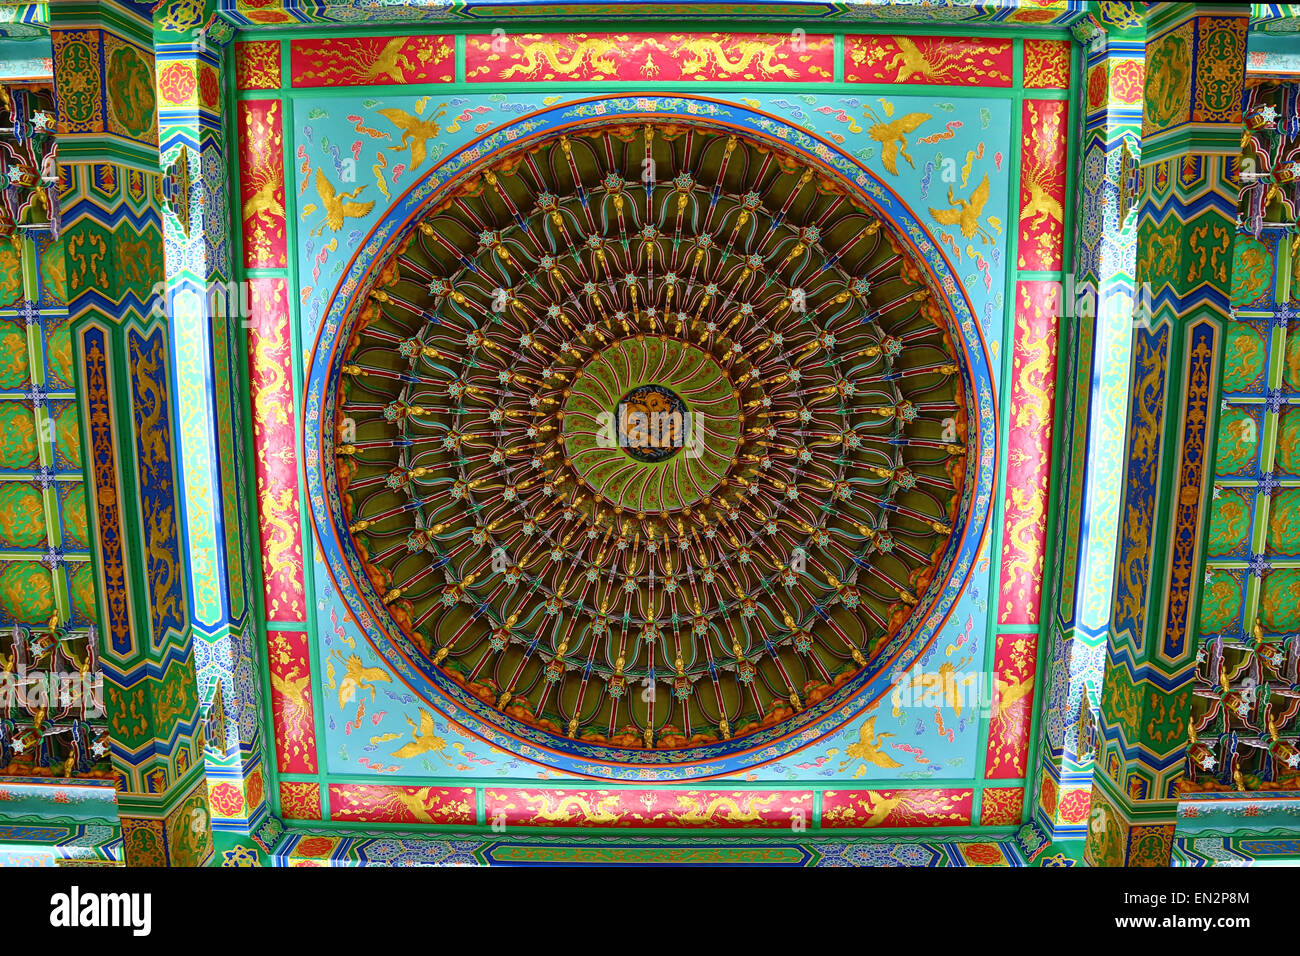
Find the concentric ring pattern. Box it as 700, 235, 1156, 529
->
327, 119, 974, 764
563, 338, 740, 504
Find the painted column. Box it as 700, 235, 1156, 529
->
53, 0, 213, 866
1170, 64, 1300, 861
1035, 4, 1144, 848
230, 32, 322, 829
0, 10, 120, 864
1086, 3, 1247, 866
154, 7, 277, 863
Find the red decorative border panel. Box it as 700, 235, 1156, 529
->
998, 280, 1060, 625
268, 628, 318, 774
247, 277, 305, 623
329, 784, 476, 825
290, 36, 455, 87
1022, 39, 1071, 89
237, 99, 287, 270
821, 788, 974, 827
467, 32, 833, 82
485, 788, 813, 828
984, 632, 1038, 779
280, 781, 322, 820
979, 786, 1025, 826
235, 40, 282, 91
845, 36, 1013, 86
1017, 98, 1069, 271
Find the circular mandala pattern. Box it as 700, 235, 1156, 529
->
562, 338, 740, 507
315, 111, 987, 772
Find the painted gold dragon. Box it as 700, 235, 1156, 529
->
668, 35, 802, 79
493, 35, 622, 80
1002, 485, 1046, 597
668, 791, 784, 824
515, 791, 623, 823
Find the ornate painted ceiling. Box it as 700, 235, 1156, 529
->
316, 115, 986, 776
3, 0, 1300, 870
252, 27, 1039, 842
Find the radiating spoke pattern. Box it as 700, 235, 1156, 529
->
330, 121, 971, 756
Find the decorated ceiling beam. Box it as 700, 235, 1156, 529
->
1033, 1, 1143, 846
268, 824, 1046, 866
0, 34, 117, 816
190, 0, 1300, 31
1086, 2, 1247, 867
25, 0, 1295, 868
0, 2, 48, 37
1169, 74, 1300, 848
213, 0, 1093, 28
53, 0, 213, 866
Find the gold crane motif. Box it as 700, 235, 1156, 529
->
994, 670, 1034, 720
839, 715, 903, 770
333, 651, 392, 709
270, 668, 310, 703
376, 106, 448, 170
391, 708, 447, 759
310, 167, 375, 236
875, 36, 1008, 85
929, 172, 995, 243
863, 107, 932, 176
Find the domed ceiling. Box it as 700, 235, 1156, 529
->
308, 107, 992, 776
